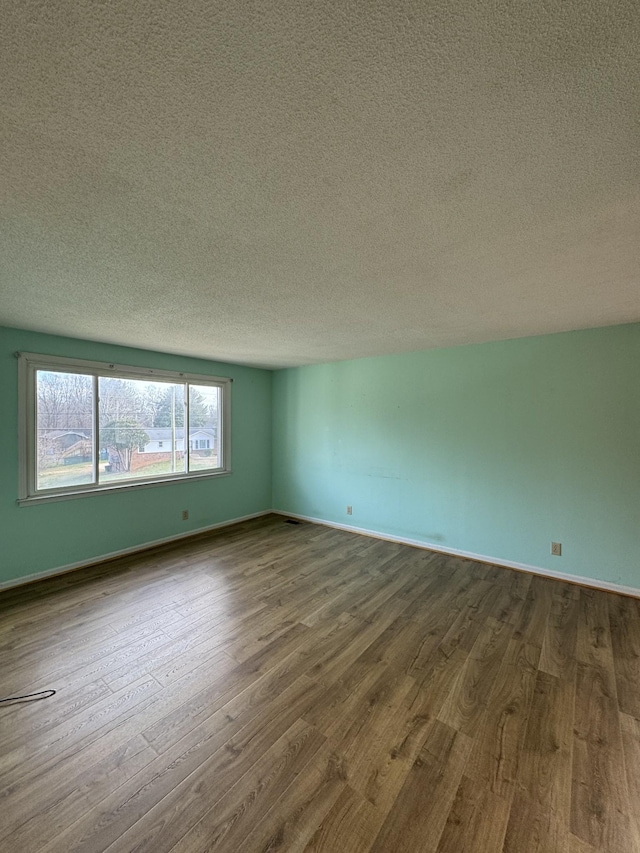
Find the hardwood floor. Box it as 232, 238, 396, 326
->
1, 514, 638, 852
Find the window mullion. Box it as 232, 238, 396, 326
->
184, 382, 190, 473
93, 374, 99, 484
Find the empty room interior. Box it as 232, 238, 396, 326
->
1, 1, 639, 851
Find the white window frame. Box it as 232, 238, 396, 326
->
17, 352, 232, 505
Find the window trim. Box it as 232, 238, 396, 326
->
17, 352, 232, 505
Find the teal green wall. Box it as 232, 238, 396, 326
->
0, 326, 272, 586
3, 323, 639, 590
272, 324, 640, 588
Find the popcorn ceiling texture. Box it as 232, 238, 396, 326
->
1, 0, 638, 368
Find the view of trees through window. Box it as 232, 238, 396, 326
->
36, 371, 94, 490
36, 370, 222, 491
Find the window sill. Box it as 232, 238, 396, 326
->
17, 469, 232, 506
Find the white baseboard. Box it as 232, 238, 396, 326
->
0, 510, 272, 592
5, 507, 637, 601
274, 510, 640, 600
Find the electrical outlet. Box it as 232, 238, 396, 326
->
551, 541, 562, 556
182, 509, 189, 521
346, 505, 353, 516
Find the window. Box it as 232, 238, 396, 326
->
18, 353, 231, 503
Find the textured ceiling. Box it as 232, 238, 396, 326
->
1, 0, 639, 368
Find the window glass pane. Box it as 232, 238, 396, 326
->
36, 370, 94, 490
98, 378, 185, 483
25, 356, 229, 501
188, 384, 221, 472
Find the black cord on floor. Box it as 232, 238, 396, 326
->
0, 689, 56, 705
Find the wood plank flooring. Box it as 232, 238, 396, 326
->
1, 514, 639, 852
